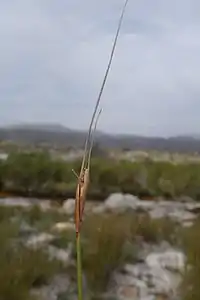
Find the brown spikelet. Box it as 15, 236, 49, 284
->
80, 168, 90, 221
74, 168, 90, 235
75, 169, 84, 235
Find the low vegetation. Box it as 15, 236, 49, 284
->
180, 219, 200, 300
81, 213, 177, 293
0, 203, 199, 299
0, 218, 62, 300
1, 152, 200, 200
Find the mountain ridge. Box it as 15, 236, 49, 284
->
0, 123, 200, 153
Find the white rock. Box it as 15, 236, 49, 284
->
104, 193, 139, 211
168, 210, 196, 223
123, 263, 171, 294
48, 245, 71, 264
118, 249, 185, 299
124, 263, 148, 278
26, 233, 55, 248
62, 199, 75, 214
92, 204, 106, 214
149, 207, 168, 219
115, 273, 149, 300
52, 222, 74, 232
146, 250, 185, 273
38, 200, 52, 211
184, 202, 200, 213
0, 197, 32, 207
149, 203, 196, 224
136, 200, 157, 211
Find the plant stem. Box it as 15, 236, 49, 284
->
76, 232, 83, 300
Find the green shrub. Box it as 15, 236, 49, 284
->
2, 152, 200, 199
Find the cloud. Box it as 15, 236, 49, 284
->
0, 0, 200, 136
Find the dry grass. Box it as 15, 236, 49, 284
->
24, 204, 69, 231
0, 217, 62, 300
81, 214, 134, 292
81, 212, 177, 293
129, 214, 177, 244
180, 218, 200, 300
1, 204, 199, 299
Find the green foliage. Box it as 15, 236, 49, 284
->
2, 152, 74, 197
1, 152, 200, 200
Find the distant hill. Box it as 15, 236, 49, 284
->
1, 123, 200, 153
172, 134, 200, 141
5, 123, 72, 133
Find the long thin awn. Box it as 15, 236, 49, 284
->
79, 0, 129, 176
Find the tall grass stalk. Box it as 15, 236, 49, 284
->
76, 232, 83, 300
74, 1, 129, 299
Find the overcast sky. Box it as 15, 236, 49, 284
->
0, 0, 200, 137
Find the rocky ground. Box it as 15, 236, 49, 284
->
0, 194, 200, 300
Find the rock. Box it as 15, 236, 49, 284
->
146, 249, 185, 272
62, 199, 75, 214
104, 193, 139, 211
136, 200, 157, 212
149, 207, 168, 219
26, 233, 55, 248
0, 197, 32, 208
38, 200, 52, 211
149, 202, 196, 224
117, 285, 145, 300
31, 274, 71, 300
125, 263, 172, 294
114, 248, 184, 300
146, 250, 185, 273
48, 245, 72, 265
114, 273, 149, 299
184, 202, 200, 214
168, 210, 196, 224
52, 222, 74, 232
92, 204, 107, 214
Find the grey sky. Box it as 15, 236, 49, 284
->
0, 0, 200, 137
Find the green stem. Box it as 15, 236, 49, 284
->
76, 232, 83, 300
